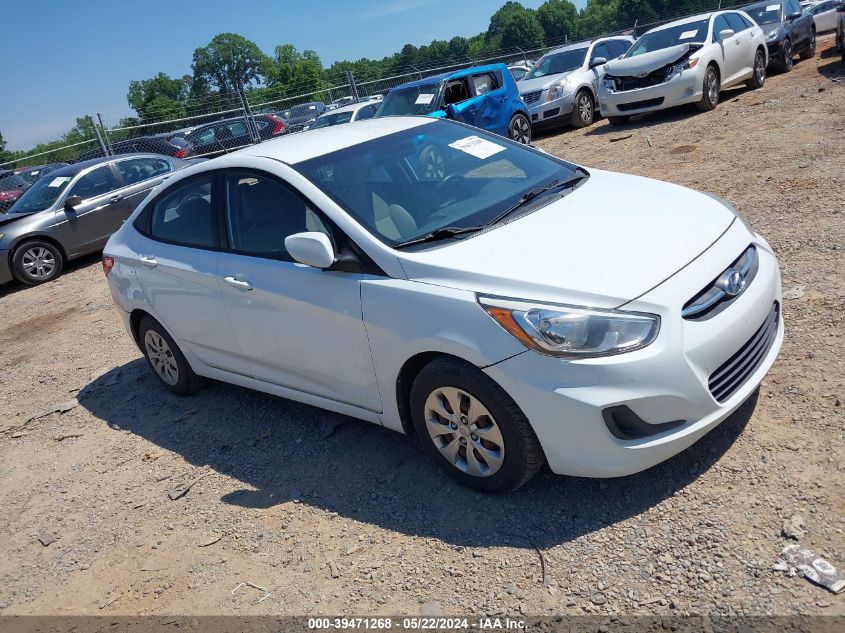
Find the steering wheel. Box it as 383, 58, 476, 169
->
434, 174, 465, 195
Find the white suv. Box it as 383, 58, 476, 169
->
103, 117, 783, 493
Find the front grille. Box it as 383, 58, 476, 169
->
521, 90, 542, 105
708, 303, 779, 403
611, 68, 671, 92
683, 245, 757, 320
618, 97, 664, 111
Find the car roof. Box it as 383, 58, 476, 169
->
57, 153, 175, 177
743, 1, 783, 7
543, 36, 629, 56
318, 101, 376, 116
233, 116, 433, 164
390, 63, 508, 91
646, 12, 716, 33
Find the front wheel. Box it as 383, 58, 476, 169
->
606, 115, 630, 126
696, 65, 720, 112
138, 316, 205, 396
570, 89, 595, 128
409, 357, 544, 493
507, 113, 532, 144
781, 39, 794, 72
799, 31, 816, 60
12, 240, 63, 285
747, 49, 766, 89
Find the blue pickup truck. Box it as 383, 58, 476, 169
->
375, 63, 533, 144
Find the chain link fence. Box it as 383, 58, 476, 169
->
1, 0, 751, 186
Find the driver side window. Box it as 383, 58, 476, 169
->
442, 78, 470, 105
67, 165, 118, 200
712, 15, 733, 42
590, 42, 611, 65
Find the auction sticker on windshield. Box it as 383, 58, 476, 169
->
415, 93, 435, 105
766, 4, 780, 10
48, 177, 71, 187
448, 135, 506, 160
679, 30, 699, 39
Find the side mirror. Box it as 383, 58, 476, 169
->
787, 10, 803, 19
444, 103, 457, 118
718, 28, 735, 41
589, 56, 608, 68
64, 195, 83, 210
285, 232, 335, 269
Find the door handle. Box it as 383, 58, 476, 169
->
224, 276, 253, 291
139, 255, 158, 267
109, 195, 122, 203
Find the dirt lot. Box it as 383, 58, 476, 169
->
1, 39, 843, 620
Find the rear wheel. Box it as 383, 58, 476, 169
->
747, 49, 766, 89
11, 240, 63, 285
138, 316, 205, 396
507, 113, 532, 144
607, 115, 630, 126
570, 89, 595, 128
409, 357, 544, 493
781, 39, 794, 71
696, 65, 720, 112
799, 30, 816, 60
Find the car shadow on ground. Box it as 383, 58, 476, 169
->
0, 252, 102, 300
80, 359, 757, 549
817, 48, 845, 81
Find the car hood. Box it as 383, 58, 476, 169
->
0, 211, 34, 226
398, 169, 736, 307
757, 19, 782, 29
517, 72, 573, 93
605, 45, 693, 77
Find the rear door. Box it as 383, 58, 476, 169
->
113, 156, 174, 215
59, 164, 124, 254
132, 172, 248, 373
216, 168, 381, 411
725, 12, 755, 76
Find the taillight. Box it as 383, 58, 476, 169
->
102, 255, 115, 277
174, 147, 188, 158
270, 116, 285, 135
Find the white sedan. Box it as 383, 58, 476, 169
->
103, 117, 783, 492
599, 10, 767, 123
804, 0, 843, 33
304, 101, 380, 130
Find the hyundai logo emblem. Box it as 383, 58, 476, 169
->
716, 269, 746, 297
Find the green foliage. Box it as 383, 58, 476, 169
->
191, 32, 269, 94
537, 0, 581, 42
500, 9, 545, 49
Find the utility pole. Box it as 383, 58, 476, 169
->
88, 115, 109, 157
96, 113, 113, 156
347, 71, 360, 103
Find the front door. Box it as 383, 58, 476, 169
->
216, 169, 381, 411
59, 163, 126, 255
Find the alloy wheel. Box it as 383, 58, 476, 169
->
707, 68, 719, 105
422, 148, 446, 180
21, 247, 56, 280
578, 93, 593, 125
510, 116, 531, 144
784, 41, 793, 70
424, 386, 505, 477
755, 52, 766, 85
144, 330, 180, 386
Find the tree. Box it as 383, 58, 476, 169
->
191, 33, 268, 94
127, 72, 189, 123
500, 10, 545, 49
580, 0, 622, 37
0, 130, 7, 162
266, 45, 326, 94
537, 0, 581, 42
487, 1, 531, 41
447, 36, 470, 61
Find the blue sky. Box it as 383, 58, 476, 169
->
1, 0, 587, 151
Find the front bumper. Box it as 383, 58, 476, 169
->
0, 249, 14, 285
483, 228, 783, 478
522, 91, 576, 127
598, 70, 700, 117
767, 40, 786, 62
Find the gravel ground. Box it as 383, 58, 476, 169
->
0, 39, 842, 620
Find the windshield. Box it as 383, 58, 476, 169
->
376, 82, 442, 117
744, 3, 783, 24
311, 111, 355, 129
282, 105, 318, 119
524, 48, 588, 79
627, 19, 710, 56
293, 120, 582, 247
7, 173, 72, 213
0, 172, 30, 192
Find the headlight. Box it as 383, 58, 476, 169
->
766, 29, 779, 40
546, 80, 571, 102
601, 77, 616, 91
667, 57, 699, 79
478, 296, 660, 358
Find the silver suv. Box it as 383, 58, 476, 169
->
0, 154, 192, 286
517, 36, 634, 130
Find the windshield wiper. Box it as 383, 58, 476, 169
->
393, 225, 485, 248
485, 172, 587, 227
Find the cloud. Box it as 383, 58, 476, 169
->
358, 0, 447, 20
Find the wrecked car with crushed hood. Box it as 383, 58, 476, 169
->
598, 11, 768, 124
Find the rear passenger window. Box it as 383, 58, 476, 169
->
67, 165, 117, 200
149, 177, 217, 249
725, 13, 747, 33
356, 105, 376, 120
224, 172, 329, 259
471, 73, 499, 95
116, 158, 171, 185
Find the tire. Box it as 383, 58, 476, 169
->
507, 113, 532, 144
409, 357, 544, 493
11, 240, 63, 285
746, 49, 766, 89
418, 145, 447, 180
781, 39, 794, 72
570, 89, 595, 128
696, 65, 720, 112
799, 30, 816, 60
138, 316, 205, 396
607, 115, 630, 125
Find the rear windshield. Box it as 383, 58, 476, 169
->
376, 82, 442, 116
6, 173, 72, 213
0, 172, 30, 191
310, 111, 355, 129
627, 19, 710, 56
523, 48, 588, 79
